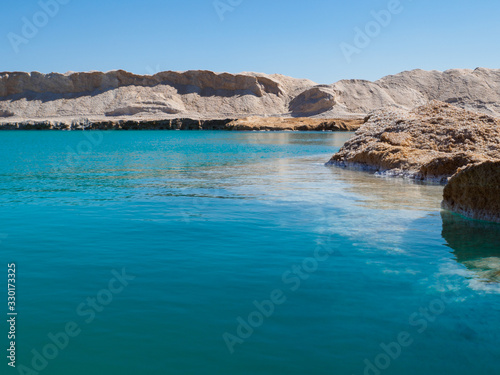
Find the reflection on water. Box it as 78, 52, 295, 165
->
234, 131, 353, 147
325, 166, 443, 212
441, 211, 500, 283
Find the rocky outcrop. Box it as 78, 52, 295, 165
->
0, 117, 363, 131
442, 161, 500, 223
327, 101, 500, 182
1, 68, 499, 122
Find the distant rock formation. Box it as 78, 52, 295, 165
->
327, 101, 500, 182
442, 161, 500, 223
0, 68, 499, 122
0, 70, 315, 121
325, 68, 500, 118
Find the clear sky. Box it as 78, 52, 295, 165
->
1, 0, 499, 83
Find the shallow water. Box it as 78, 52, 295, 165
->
0, 131, 499, 375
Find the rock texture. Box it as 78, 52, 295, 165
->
442, 161, 500, 223
0, 68, 499, 124
217, 117, 362, 131
0, 70, 316, 122
327, 101, 500, 182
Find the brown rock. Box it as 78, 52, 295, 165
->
225, 117, 362, 131
379, 132, 412, 146
442, 161, 500, 223
327, 101, 500, 182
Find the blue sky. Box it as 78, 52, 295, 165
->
1, 0, 498, 83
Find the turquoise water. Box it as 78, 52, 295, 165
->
1, 131, 499, 375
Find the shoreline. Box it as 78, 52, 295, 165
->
0, 117, 364, 131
